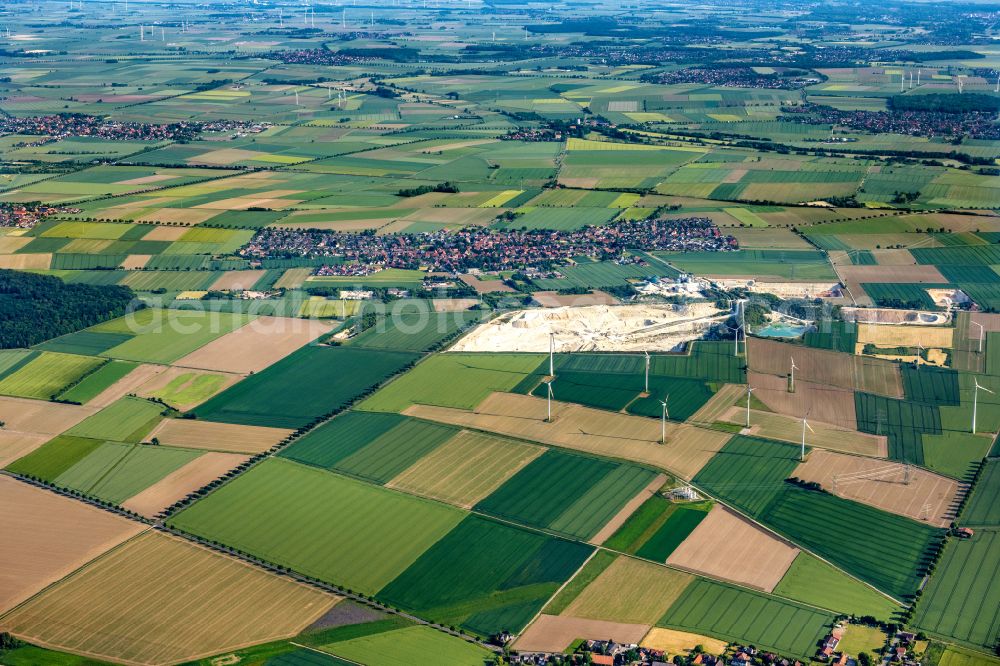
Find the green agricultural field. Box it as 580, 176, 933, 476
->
693, 435, 801, 516
5, 435, 106, 482
914, 528, 1000, 650
936, 645, 1000, 666
170, 458, 465, 595
358, 352, 544, 413
54, 442, 201, 504
960, 460, 1000, 526
145, 372, 230, 409
66, 396, 165, 443
635, 503, 712, 562
347, 310, 482, 353
0, 352, 104, 399
772, 553, 902, 621
658, 578, 835, 659
376, 515, 592, 636
656, 249, 836, 281
34, 330, 134, 356
97, 310, 253, 364
195, 346, 419, 429
474, 449, 658, 540
56, 360, 138, 404
320, 625, 493, 666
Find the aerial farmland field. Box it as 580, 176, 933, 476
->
2, 0, 1000, 662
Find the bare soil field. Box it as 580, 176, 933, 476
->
141, 226, 190, 241
0, 430, 48, 468
89, 364, 167, 409
870, 249, 917, 265
515, 615, 650, 652
0, 476, 144, 613
747, 337, 903, 398
968, 312, 1000, 333
174, 316, 331, 374
1, 532, 338, 666
722, 406, 886, 457
208, 270, 267, 292
432, 298, 479, 313
793, 450, 963, 527
147, 419, 293, 454
405, 392, 730, 480
666, 506, 799, 593
591, 474, 668, 545
121, 452, 249, 518
641, 628, 728, 655
0, 396, 98, 436
561, 556, 692, 625
120, 254, 153, 270
533, 291, 618, 308
747, 372, 858, 431
459, 274, 516, 294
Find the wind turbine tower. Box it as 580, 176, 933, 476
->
745, 385, 754, 428
973, 377, 993, 434
789, 357, 798, 392
800, 411, 814, 462
660, 396, 669, 444
544, 380, 554, 422
644, 350, 650, 394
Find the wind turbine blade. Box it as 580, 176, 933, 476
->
805, 421, 815, 433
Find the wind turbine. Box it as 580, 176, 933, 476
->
745, 385, 754, 428
548, 331, 555, 376
916, 342, 924, 369
660, 395, 669, 444
544, 379, 554, 423
972, 377, 993, 434
789, 357, 798, 392
644, 350, 650, 393
800, 410, 814, 462
973, 320, 984, 353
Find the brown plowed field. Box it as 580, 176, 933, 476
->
0, 396, 97, 436
665, 506, 799, 593
0, 476, 144, 614
747, 371, 858, 431
147, 419, 292, 454
747, 337, 902, 398
793, 450, 964, 528
404, 392, 731, 480
173, 316, 331, 374
1, 532, 338, 666
0, 431, 48, 468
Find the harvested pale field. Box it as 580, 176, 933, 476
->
121, 452, 249, 518
432, 298, 479, 313
871, 249, 916, 265
189, 148, 267, 165
88, 364, 167, 409
405, 393, 731, 480
666, 506, 799, 593
0, 253, 51, 269
793, 450, 963, 528
857, 324, 953, 349
147, 419, 292, 454
721, 406, 886, 457
134, 366, 241, 411
968, 312, 1000, 334
843, 308, 950, 325
747, 337, 903, 398
274, 267, 313, 290
120, 254, 152, 270
117, 174, 174, 186
0, 236, 32, 253
729, 228, 813, 250
386, 429, 544, 508
514, 615, 650, 652
1, 532, 338, 665
747, 372, 858, 430
135, 208, 217, 225
641, 628, 729, 655
533, 290, 618, 308
173, 316, 331, 374
0, 430, 48, 468
562, 556, 692, 625
0, 396, 97, 436
208, 270, 267, 292
0, 476, 144, 613
591, 474, 668, 545
141, 225, 190, 241
687, 384, 745, 425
